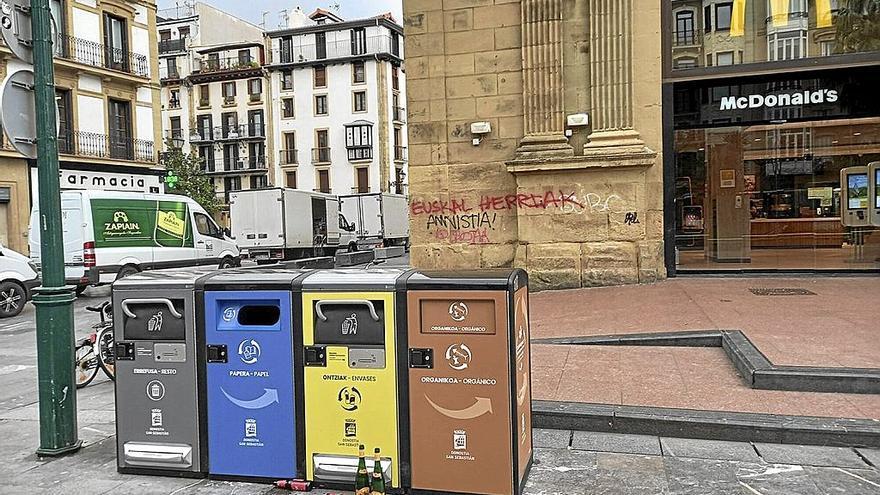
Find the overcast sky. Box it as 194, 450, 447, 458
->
157, 0, 403, 27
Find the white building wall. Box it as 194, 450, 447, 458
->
71, 7, 100, 44
136, 106, 154, 142
131, 26, 151, 75
76, 95, 105, 134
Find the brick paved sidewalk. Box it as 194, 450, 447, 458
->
528, 277, 880, 419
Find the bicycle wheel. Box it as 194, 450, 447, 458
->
96, 326, 116, 381
75, 341, 99, 389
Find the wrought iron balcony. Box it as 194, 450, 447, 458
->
159, 38, 187, 54
165, 129, 184, 141
160, 66, 181, 80
278, 34, 399, 64
190, 127, 215, 142
158, 5, 196, 20
312, 147, 331, 164
394, 146, 407, 162
213, 124, 266, 140
59, 130, 154, 162
58, 35, 150, 78
280, 149, 298, 165
672, 31, 702, 47
206, 157, 268, 174
393, 106, 406, 123
197, 55, 259, 74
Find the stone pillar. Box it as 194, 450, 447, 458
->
516, 0, 573, 158
584, 0, 651, 156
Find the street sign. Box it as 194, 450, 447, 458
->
0, 0, 34, 64
1, 69, 37, 159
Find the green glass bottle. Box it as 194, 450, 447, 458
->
370, 448, 386, 495
355, 444, 370, 495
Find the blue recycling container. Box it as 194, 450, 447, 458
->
203, 290, 297, 479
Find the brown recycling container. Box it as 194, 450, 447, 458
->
403, 269, 532, 495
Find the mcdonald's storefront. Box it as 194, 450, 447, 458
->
663, 1, 880, 273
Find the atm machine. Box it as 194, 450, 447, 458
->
841, 166, 870, 227
869, 162, 880, 227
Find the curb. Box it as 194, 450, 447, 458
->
534, 330, 880, 395
532, 400, 880, 448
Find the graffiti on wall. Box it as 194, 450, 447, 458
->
411, 190, 639, 245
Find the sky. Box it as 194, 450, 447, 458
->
157, 0, 404, 27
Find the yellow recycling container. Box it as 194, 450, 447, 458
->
300, 269, 407, 489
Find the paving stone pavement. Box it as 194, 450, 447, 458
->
2, 288, 880, 494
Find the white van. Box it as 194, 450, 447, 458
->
0, 243, 39, 318
29, 190, 240, 292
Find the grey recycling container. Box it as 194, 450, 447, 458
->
112, 267, 219, 477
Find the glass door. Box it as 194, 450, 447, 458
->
108, 99, 132, 160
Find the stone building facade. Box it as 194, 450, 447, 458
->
403, 0, 664, 290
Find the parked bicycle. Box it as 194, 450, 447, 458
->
74, 301, 116, 388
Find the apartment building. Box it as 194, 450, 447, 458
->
0, 0, 161, 255
157, 2, 267, 226
671, 0, 840, 69
265, 8, 408, 196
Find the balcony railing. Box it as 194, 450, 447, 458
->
394, 146, 407, 162
278, 34, 398, 64
206, 157, 268, 174
165, 129, 184, 141
672, 31, 702, 47
167, 99, 182, 109
158, 5, 196, 20
347, 146, 373, 161
213, 124, 266, 140
765, 11, 810, 25
191, 127, 214, 142
197, 55, 259, 74
58, 35, 149, 78
160, 66, 181, 80
393, 106, 406, 123
312, 147, 331, 163
280, 149, 298, 165
159, 38, 187, 54
59, 130, 154, 162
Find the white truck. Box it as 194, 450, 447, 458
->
229, 188, 342, 263
29, 190, 240, 293
339, 193, 409, 251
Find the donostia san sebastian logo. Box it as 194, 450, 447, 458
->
448, 301, 469, 322
103, 210, 142, 238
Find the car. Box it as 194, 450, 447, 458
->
0, 243, 39, 318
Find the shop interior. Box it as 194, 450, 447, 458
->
674, 118, 880, 271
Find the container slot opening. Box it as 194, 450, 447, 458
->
237, 305, 281, 326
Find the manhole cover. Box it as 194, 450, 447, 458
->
749, 288, 817, 296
